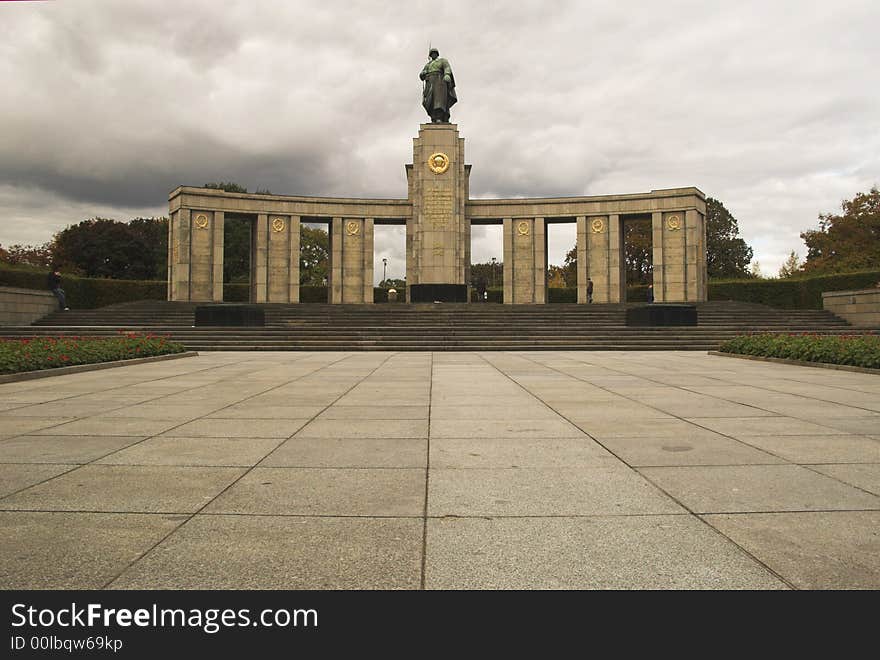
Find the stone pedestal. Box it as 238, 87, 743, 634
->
330, 217, 374, 304
406, 124, 470, 302
503, 217, 547, 304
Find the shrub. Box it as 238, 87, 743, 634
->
0, 333, 186, 374
719, 333, 880, 369
708, 270, 880, 309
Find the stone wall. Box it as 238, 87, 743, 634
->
822, 289, 880, 327
0, 286, 57, 325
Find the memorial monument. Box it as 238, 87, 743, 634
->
168, 50, 707, 305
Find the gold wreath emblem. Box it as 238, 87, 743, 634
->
666, 214, 682, 231
428, 152, 450, 174
516, 221, 530, 236
346, 221, 360, 236
194, 213, 209, 229
590, 217, 606, 233
271, 217, 285, 232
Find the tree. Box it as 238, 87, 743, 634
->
470, 261, 503, 288
51, 218, 166, 279
623, 219, 652, 284
547, 265, 567, 288
128, 217, 168, 279
299, 225, 329, 285
0, 242, 54, 269
750, 260, 763, 278
778, 251, 802, 278
801, 187, 880, 274
223, 217, 251, 283
706, 197, 754, 278
561, 247, 577, 287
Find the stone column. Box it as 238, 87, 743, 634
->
576, 216, 589, 304
330, 217, 373, 304
289, 216, 301, 304
184, 210, 219, 302
211, 211, 224, 302
502, 218, 514, 304
584, 215, 621, 303
653, 210, 700, 302
686, 209, 707, 302
608, 214, 623, 303
251, 213, 269, 303
266, 215, 301, 303
168, 209, 191, 301
406, 123, 470, 302
503, 217, 547, 304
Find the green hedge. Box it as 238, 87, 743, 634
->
0, 264, 166, 309
719, 333, 880, 369
708, 271, 880, 309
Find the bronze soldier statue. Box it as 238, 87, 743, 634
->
420, 48, 457, 123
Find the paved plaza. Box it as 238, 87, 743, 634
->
0, 351, 878, 590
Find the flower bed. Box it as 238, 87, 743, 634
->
719, 333, 880, 369
0, 333, 186, 374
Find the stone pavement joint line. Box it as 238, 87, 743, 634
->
0, 351, 878, 590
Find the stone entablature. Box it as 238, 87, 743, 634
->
822, 289, 880, 327
168, 124, 707, 304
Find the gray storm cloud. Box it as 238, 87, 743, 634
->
0, 0, 877, 277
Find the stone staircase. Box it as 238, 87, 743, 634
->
0, 300, 863, 351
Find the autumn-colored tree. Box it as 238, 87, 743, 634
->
623, 218, 652, 284
0, 242, 54, 269
778, 251, 802, 278
801, 187, 880, 274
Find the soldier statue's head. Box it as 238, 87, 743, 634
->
429, 47, 439, 59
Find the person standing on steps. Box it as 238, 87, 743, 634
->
587, 278, 594, 304
47, 265, 69, 311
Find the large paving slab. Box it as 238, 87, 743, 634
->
425, 516, 786, 590
0, 435, 146, 464
703, 512, 880, 589
204, 467, 426, 516
263, 438, 427, 468
429, 467, 684, 516
639, 465, 880, 513
0, 511, 185, 589
0, 350, 879, 590
0, 464, 246, 513
109, 515, 423, 589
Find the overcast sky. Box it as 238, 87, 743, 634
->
1, 0, 877, 282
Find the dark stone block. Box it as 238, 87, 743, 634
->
195, 305, 265, 326
626, 304, 697, 326
409, 284, 468, 303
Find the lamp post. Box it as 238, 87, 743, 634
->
491, 256, 496, 288
382, 258, 388, 287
